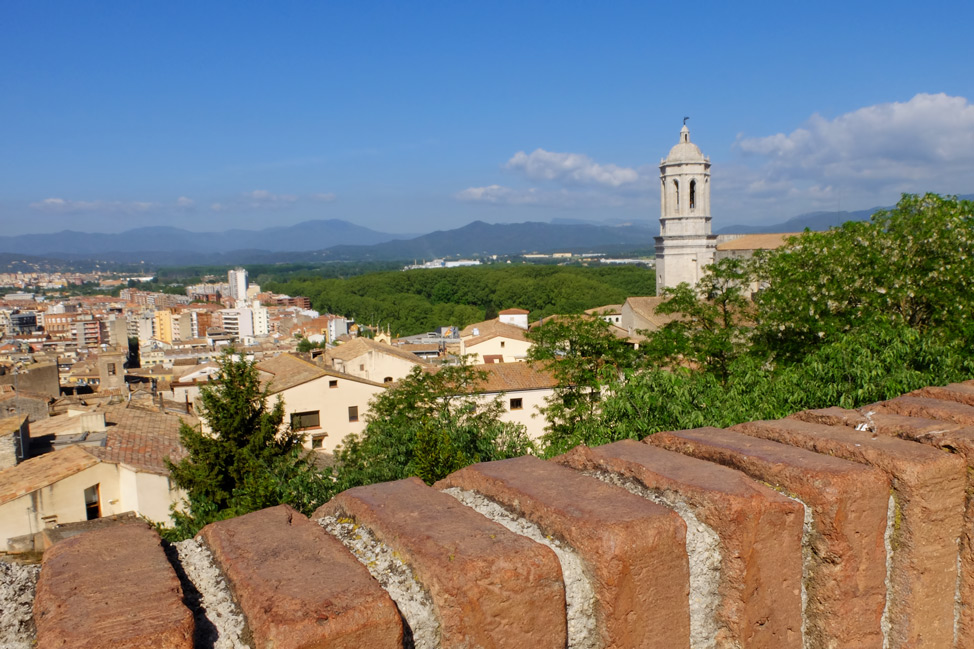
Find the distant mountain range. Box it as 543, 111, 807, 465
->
2, 195, 970, 266
716, 194, 974, 234
0, 219, 396, 257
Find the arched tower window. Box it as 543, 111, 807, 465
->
673, 180, 679, 207
689, 180, 696, 210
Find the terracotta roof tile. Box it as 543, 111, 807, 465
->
716, 232, 802, 251
86, 403, 190, 475
257, 353, 328, 392
469, 362, 558, 393
0, 445, 100, 506
324, 337, 429, 366
624, 296, 682, 330
461, 320, 530, 346
0, 414, 26, 436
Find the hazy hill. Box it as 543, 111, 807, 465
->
315, 221, 659, 261
0, 219, 397, 256
717, 194, 974, 234
3, 194, 970, 266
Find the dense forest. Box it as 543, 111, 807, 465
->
266, 264, 656, 335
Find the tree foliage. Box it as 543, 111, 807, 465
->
333, 362, 534, 489
645, 257, 755, 383
753, 193, 974, 359
266, 265, 655, 337
526, 314, 638, 455
161, 351, 331, 540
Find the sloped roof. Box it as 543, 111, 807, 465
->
586, 304, 623, 316
461, 320, 530, 346
716, 233, 801, 251
257, 353, 328, 392
471, 362, 558, 393
325, 337, 428, 366
86, 402, 190, 475
624, 296, 681, 330
0, 445, 100, 506
499, 308, 530, 315
0, 414, 26, 436
258, 351, 388, 391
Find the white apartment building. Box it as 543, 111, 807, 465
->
228, 268, 249, 303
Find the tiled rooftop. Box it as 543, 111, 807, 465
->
0, 445, 99, 506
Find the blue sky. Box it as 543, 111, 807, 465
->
2, 1, 973, 236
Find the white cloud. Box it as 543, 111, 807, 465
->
456, 147, 653, 209
29, 198, 157, 214
505, 149, 641, 188
456, 185, 544, 205
311, 192, 337, 202
455, 184, 633, 208
733, 93, 974, 208
245, 189, 298, 207
176, 196, 195, 209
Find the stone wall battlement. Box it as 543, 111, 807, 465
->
7, 381, 974, 649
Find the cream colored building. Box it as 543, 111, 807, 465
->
257, 353, 387, 453
323, 337, 427, 384
497, 308, 530, 330
586, 304, 623, 327
655, 123, 717, 294
460, 319, 533, 364
0, 402, 189, 552
469, 362, 557, 441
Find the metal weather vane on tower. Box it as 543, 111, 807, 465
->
683, 116, 689, 126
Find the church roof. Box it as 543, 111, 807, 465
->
665, 125, 707, 163
716, 233, 802, 251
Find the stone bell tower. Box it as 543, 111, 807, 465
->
654, 122, 717, 295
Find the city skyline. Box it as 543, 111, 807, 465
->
2, 2, 973, 236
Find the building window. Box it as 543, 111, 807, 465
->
311, 435, 325, 450
384, 376, 394, 384
329, 380, 338, 389
107, 363, 116, 376
689, 180, 696, 209
84, 484, 100, 520
500, 341, 506, 348
291, 410, 320, 431
510, 398, 523, 410
673, 179, 679, 207
359, 364, 365, 371
348, 406, 359, 422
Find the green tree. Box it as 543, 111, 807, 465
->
645, 257, 755, 383
753, 193, 974, 359
162, 350, 331, 540
333, 362, 533, 489
527, 314, 639, 455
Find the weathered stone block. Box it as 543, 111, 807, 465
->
908, 382, 974, 407
437, 455, 691, 649
796, 406, 974, 649
34, 521, 194, 649
315, 476, 567, 649
648, 427, 889, 649
199, 504, 403, 649
871, 394, 974, 426
555, 440, 803, 649
733, 418, 966, 649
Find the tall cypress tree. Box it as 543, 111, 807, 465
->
162, 350, 331, 540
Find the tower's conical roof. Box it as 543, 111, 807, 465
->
665, 124, 705, 163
